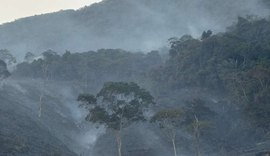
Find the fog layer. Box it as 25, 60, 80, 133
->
0, 0, 269, 59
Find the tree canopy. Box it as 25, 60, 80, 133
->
78, 82, 155, 130
0, 59, 11, 80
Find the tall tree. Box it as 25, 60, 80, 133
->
151, 108, 184, 156
184, 98, 214, 156
38, 51, 54, 117
38, 60, 49, 118
78, 82, 155, 156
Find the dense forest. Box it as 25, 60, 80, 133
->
0, 16, 269, 156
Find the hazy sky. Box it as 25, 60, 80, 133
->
0, 0, 102, 24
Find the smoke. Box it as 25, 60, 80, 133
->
46, 80, 106, 155
0, 78, 105, 155
0, 1, 270, 155
0, 0, 269, 60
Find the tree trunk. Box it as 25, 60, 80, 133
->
39, 62, 48, 118
38, 94, 43, 117
240, 85, 248, 102
194, 115, 201, 156
195, 137, 200, 156
115, 131, 122, 156
172, 138, 177, 156
259, 78, 265, 89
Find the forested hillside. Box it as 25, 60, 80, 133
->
4, 17, 269, 156
152, 17, 270, 132
14, 49, 162, 92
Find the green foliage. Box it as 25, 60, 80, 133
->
0, 59, 11, 79
152, 17, 270, 131
78, 81, 154, 130
98, 82, 155, 105
151, 108, 184, 131
24, 52, 36, 62
201, 30, 212, 40
86, 106, 110, 125
15, 49, 162, 83
77, 94, 97, 108
0, 49, 16, 65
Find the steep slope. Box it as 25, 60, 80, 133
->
0, 79, 101, 156
2, 16, 270, 155
0, 0, 269, 59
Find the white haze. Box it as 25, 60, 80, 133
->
0, 1, 269, 155
0, 79, 105, 155
0, 0, 269, 60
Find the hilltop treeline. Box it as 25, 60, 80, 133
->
14, 49, 162, 82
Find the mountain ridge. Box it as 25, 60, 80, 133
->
0, 0, 269, 59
